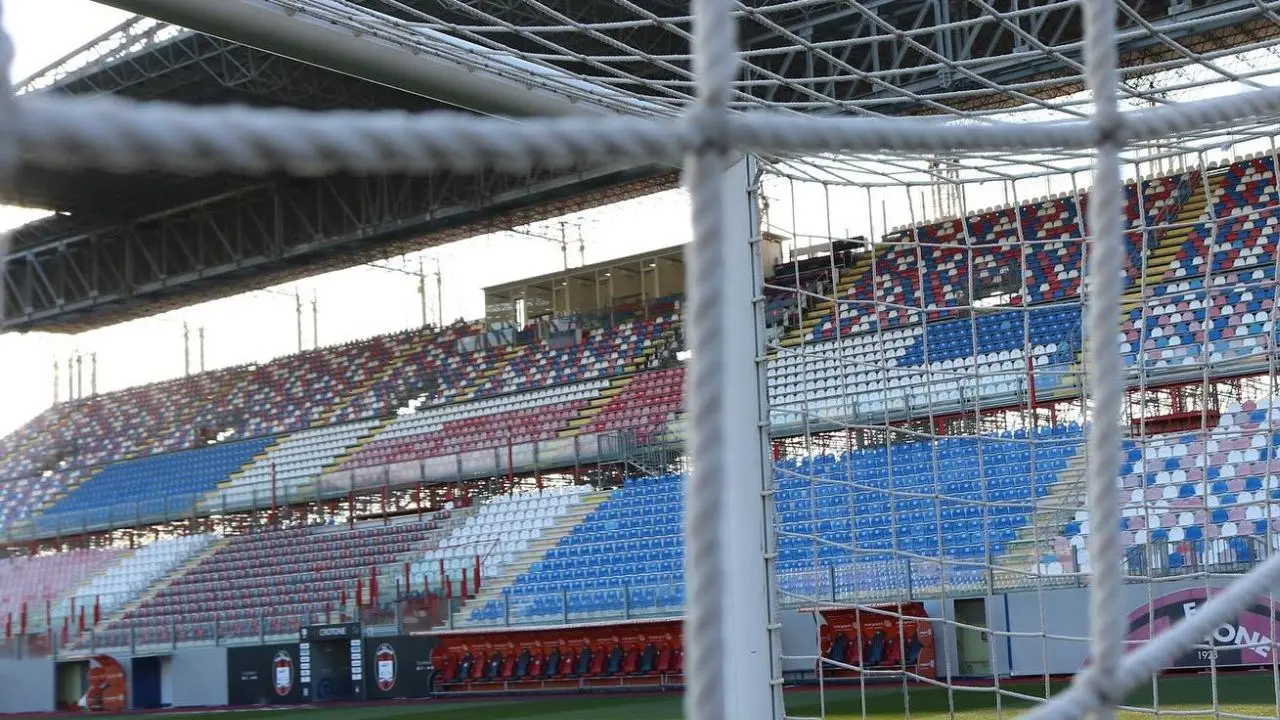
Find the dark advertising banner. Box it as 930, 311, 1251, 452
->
226, 644, 303, 706
299, 622, 364, 702
1125, 588, 1279, 668
300, 622, 362, 642
364, 635, 438, 699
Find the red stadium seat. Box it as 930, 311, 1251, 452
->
622, 647, 640, 674
656, 645, 673, 673
590, 644, 609, 675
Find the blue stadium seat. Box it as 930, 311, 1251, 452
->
490, 425, 1084, 622
35, 437, 274, 531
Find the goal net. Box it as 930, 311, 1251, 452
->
763, 141, 1280, 719
7, 0, 1280, 717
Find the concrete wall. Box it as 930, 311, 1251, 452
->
1000, 578, 1244, 677
160, 656, 173, 707
778, 608, 820, 673
0, 657, 56, 712
778, 578, 1250, 681
170, 646, 228, 708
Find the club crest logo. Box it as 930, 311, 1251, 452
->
272, 650, 294, 696
375, 643, 397, 691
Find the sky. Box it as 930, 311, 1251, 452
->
2, 1, 1280, 438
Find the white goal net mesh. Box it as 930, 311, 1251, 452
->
763, 146, 1280, 719
8, 0, 1280, 718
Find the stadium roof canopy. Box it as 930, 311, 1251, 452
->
3, 0, 1278, 334
484, 243, 685, 322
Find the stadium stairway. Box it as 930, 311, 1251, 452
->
994, 445, 1088, 583
218, 438, 282, 487
29, 551, 133, 635
93, 536, 232, 634
556, 320, 684, 439
777, 253, 872, 349
314, 337, 427, 424
322, 425, 384, 472
205, 420, 383, 512
448, 489, 610, 626
462, 345, 524, 401
63, 536, 227, 650
1060, 171, 1205, 386
25, 466, 97, 524
1121, 168, 1210, 312
560, 376, 631, 436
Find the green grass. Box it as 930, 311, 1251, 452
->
99, 674, 1278, 720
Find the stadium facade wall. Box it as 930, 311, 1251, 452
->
926, 581, 1248, 679
778, 608, 822, 673
1002, 578, 1245, 678
778, 581, 1255, 680
226, 642, 304, 706
169, 647, 229, 708
39, 648, 231, 710
363, 635, 437, 700
0, 657, 55, 713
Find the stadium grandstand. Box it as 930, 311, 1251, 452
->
4, 0, 1280, 719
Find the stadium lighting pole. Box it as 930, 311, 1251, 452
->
417, 259, 428, 328
295, 290, 303, 353
559, 222, 570, 270
435, 259, 443, 328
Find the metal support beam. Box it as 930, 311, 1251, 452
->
95, 0, 612, 117
2, 164, 675, 333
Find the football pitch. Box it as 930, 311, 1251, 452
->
94, 674, 1277, 720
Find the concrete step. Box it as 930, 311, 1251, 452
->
320, 419, 389, 472
774, 257, 873, 348
447, 491, 610, 627
994, 450, 1087, 571
317, 340, 419, 423
97, 536, 230, 632
560, 377, 635, 438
